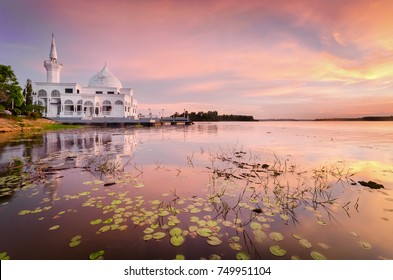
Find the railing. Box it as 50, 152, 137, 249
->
64, 111, 74, 115
102, 111, 111, 116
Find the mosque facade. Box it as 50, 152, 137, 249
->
33, 34, 138, 119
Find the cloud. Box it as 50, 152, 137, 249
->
2, 0, 393, 118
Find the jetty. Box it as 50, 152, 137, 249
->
49, 116, 194, 127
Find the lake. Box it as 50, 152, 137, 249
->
0, 121, 392, 260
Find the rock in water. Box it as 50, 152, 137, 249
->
358, 180, 384, 189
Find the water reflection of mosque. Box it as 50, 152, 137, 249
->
44, 129, 137, 165
1, 129, 137, 204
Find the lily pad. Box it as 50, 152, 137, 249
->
49, 225, 60, 231
111, 199, 122, 205
250, 222, 262, 230
134, 183, 144, 188
71, 235, 82, 242
236, 251, 250, 260
222, 221, 232, 227
103, 218, 113, 224
143, 228, 155, 234
357, 241, 372, 249
0, 252, 10, 260
89, 250, 105, 260
196, 228, 213, 237
190, 216, 199, 222
299, 238, 312, 249
90, 219, 102, 225
209, 254, 221, 260
190, 208, 201, 214
269, 232, 284, 242
69, 240, 81, 247
317, 220, 327, 226
144, 234, 153, 241
229, 236, 241, 243
170, 235, 185, 246
99, 225, 111, 232
158, 210, 170, 216
318, 242, 330, 249
189, 225, 198, 232
151, 200, 161, 205
207, 220, 218, 227
170, 227, 182, 236
280, 214, 289, 221
229, 242, 242, 251
292, 233, 302, 240
270, 245, 287, 257
18, 210, 31, 216
175, 254, 185, 260
253, 230, 267, 243
207, 236, 222, 246
310, 251, 327, 260
79, 192, 90, 196
347, 231, 360, 237
152, 232, 167, 240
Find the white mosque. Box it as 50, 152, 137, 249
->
33, 34, 138, 119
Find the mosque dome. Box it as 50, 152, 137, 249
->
88, 64, 122, 88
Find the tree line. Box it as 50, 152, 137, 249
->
172, 110, 255, 121
0, 64, 43, 118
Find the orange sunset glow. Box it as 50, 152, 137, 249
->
1, 0, 393, 118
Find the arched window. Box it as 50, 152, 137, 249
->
115, 100, 123, 105
102, 100, 112, 115
84, 101, 94, 107
51, 90, 60, 97
38, 90, 47, 98
64, 100, 74, 114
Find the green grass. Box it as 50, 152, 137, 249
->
41, 123, 83, 130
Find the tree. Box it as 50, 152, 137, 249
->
0, 64, 23, 109
23, 79, 33, 106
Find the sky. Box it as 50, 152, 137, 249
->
1, 0, 393, 119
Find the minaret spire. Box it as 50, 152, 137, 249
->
49, 32, 58, 61
44, 33, 63, 83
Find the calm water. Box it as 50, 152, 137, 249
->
0, 121, 392, 260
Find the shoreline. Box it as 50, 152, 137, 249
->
0, 117, 80, 133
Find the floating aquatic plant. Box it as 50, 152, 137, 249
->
152, 232, 166, 240
49, 225, 60, 231
269, 245, 287, 257
0, 251, 10, 260
89, 250, 105, 260
357, 241, 372, 250
310, 251, 327, 260
269, 232, 284, 242
207, 236, 222, 246
175, 254, 185, 260
69, 235, 82, 247
299, 238, 312, 249
236, 251, 250, 260
318, 242, 330, 249
170, 235, 185, 246
197, 228, 213, 237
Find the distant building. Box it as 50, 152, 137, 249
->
33, 34, 138, 119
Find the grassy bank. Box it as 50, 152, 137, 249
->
0, 116, 82, 133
